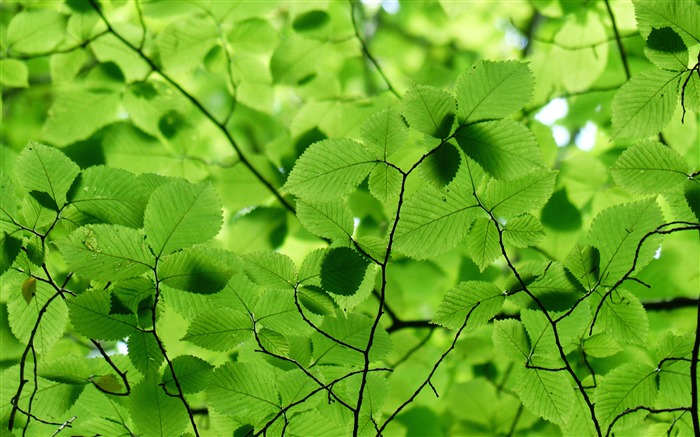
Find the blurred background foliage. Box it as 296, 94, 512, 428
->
1, 0, 698, 435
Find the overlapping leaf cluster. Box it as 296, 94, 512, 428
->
0, 1, 699, 437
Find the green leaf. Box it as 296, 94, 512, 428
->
564, 244, 600, 291
515, 366, 574, 426
0, 232, 22, 276
583, 333, 622, 359
227, 207, 287, 253
587, 199, 663, 282
485, 169, 557, 217
156, 17, 217, 72
39, 356, 91, 384
465, 217, 501, 271
368, 163, 402, 207
611, 69, 681, 139
182, 308, 252, 351
50, 50, 86, 84
296, 199, 354, 242
633, 0, 700, 47
8, 280, 68, 353
433, 281, 504, 330
42, 90, 122, 146
456, 60, 534, 124
58, 224, 154, 282
68, 166, 149, 228
595, 363, 658, 431
130, 377, 190, 437
158, 247, 237, 294
0, 175, 19, 233
393, 185, 480, 259
0, 59, 28, 88
21, 276, 36, 304
503, 214, 544, 248
682, 70, 700, 113
418, 142, 462, 188
312, 313, 391, 365
298, 285, 335, 316
91, 33, 151, 83
645, 27, 689, 71
320, 247, 370, 296
361, 107, 408, 160
161, 355, 213, 395
68, 288, 138, 340
455, 120, 543, 180
492, 319, 530, 360
284, 139, 376, 201
541, 188, 582, 231
596, 289, 649, 346
258, 328, 290, 357
401, 84, 456, 139
241, 251, 296, 290
270, 35, 327, 84
207, 362, 280, 424
6, 9, 66, 54
15, 142, 80, 208
611, 140, 690, 194
144, 179, 223, 256
128, 331, 165, 376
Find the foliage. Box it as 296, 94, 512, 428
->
0, 1, 699, 436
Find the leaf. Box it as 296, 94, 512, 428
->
596, 289, 649, 346
393, 185, 480, 259
455, 119, 543, 180
0, 175, 19, 233
207, 362, 280, 424
645, 27, 689, 71
258, 328, 290, 357
611, 140, 689, 194
284, 139, 376, 201
296, 199, 354, 242
484, 169, 557, 217
241, 251, 296, 290
583, 333, 622, 358
368, 163, 402, 206
42, 90, 122, 146
0, 59, 28, 88
67, 166, 149, 228
270, 35, 327, 84
130, 378, 190, 437
541, 188, 582, 231
158, 247, 237, 294
156, 17, 218, 72
128, 331, 164, 376
515, 366, 574, 426
320, 247, 371, 296
418, 142, 462, 188
182, 308, 252, 351
433, 281, 504, 330
91, 33, 151, 83
68, 288, 138, 340
503, 214, 544, 248
6, 9, 66, 54
595, 363, 658, 431
492, 319, 530, 360
298, 285, 335, 315
58, 225, 154, 282
8, 280, 68, 353
401, 84, 456, 139
633, 0, 700, 47
15, 142, 80, 208
21, 276, 36, 304
611, 69, 681, 139
682, 70, 700, 113
312, 313, 391, 365
361, 107, 408, 159
144, 179, 223, 256
161, 355, 213, 395
39, 356, 91, 384
456, 60, 534, 124
1, 232, 22, 276
465, 217, 501, 271
564, 244, 600, 291
587, 199, 663, 282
